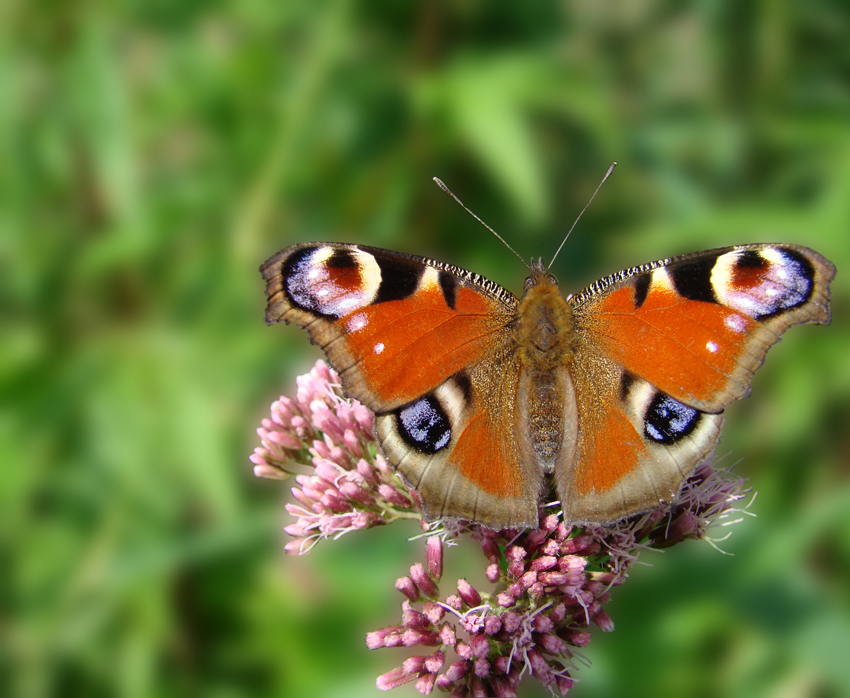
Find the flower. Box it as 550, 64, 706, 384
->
252, 362, 753, 694
251, 360, 419, 554
369, 525, 609, 696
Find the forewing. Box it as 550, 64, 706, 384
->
262, 243, 517, 413
571, 244, 834, 413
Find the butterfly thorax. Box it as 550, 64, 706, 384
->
514, 269, 580, 465
515, 270, 579, 369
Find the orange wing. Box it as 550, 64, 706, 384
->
572, 244, 834, 413
554, 348, 724, 524
263, 243, 543, 528
376, 361, 545, 529
262, 243, 516, 413
555, 244, 834, 524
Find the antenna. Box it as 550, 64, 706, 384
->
433, 177, 529, 269
548, 161, 617, 269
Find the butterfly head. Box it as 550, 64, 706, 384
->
524, 257, 559, 291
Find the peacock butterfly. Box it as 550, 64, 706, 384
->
261, 231, 834, 530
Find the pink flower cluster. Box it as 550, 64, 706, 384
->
252, 361, 753, 695
251, 360, 419, 554
368, 524, 620, 697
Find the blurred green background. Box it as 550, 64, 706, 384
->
4, 1, 849, 697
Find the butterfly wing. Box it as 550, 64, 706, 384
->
375, 350, 545, 528
573, 244, 834, 412
557, 244, 835, 523
262, 243, 543, 527
262, 243, 517, 412
554, 346, 726, 524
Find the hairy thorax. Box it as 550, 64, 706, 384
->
514, 270, 580, 464
515, 272, 578, 368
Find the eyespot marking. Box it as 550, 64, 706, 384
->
644, 393, 701, 444
712, 247, 815, 319
283, 246, 381, 318
396, 396, 452, 454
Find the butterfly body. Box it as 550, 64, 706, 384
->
263, 242, 834, 530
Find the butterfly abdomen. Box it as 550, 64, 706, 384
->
525, 370, 572, 467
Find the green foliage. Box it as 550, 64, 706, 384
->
3, 1, 849, 696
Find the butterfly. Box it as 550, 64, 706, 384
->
261, 240, 834, 530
